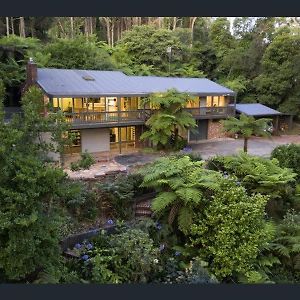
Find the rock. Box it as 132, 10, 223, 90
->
94, 172, 106, 178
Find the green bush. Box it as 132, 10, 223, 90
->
271, 144, 300, 181
61, 180, 99, 221
96, 173, 146, 220
270, 210, 300, 273
173, 152, 203, 162
78, 151, 96, 169
158, 257, 218, 284
69, 151, 96, 171
72, 228, 160, 283
189, 179, 275, 281
70, 162, 80, 171
206, 152, 296, 198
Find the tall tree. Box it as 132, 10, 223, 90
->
19, 17, 26, 37
254, 30, 300, 115
5, 17, 9, 36
0, 86, 70, 281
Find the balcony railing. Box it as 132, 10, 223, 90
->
60, 106, 234, 127
184, 106, 235, 117
63, 109, 152, 125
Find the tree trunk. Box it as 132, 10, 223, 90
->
84, 17, 89, 37
70, 17, 74, 38
10, 17, 15, 35
57, 18, 66, 38
158, 17, 163, 28
243, 137, 248, 153
111, 21, 114, 47
29, 17, 35, 37
89, 17, 93, 35
19, 17, 26, 37
172, 17, 177, 30
6, 17, 9, 36
190, 17, 197, 47
120, 18, 124, 38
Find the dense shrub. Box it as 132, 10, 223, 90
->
271, 144, 300, 181
158, 257, 218, 284
174, 151, 203, 162
0, 88, 71, 281
141, 156, 222, 234
71, 228, 160, 283
60, 180, 99, 221
70, 151, 96, 171
270, 210, 300, 274
206, 152, 296, 196
189, 179, 275, 282
96, 173, 146, 220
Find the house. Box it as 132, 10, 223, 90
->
25, 59, 237, 156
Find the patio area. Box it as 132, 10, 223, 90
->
64, 135, 300, 179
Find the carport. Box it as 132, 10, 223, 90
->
235, 103, 283, 134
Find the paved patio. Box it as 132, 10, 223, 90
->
65, 135, 300, 179
190, 135, 300, 159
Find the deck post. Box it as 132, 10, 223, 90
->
274, 115, 279, 135
118, 127, 122, 154
117, 96, 121, 123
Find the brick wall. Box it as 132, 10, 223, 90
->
207, 119, 227, 139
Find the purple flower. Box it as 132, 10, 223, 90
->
107, 219, 114, 225
86, 243, 93, 250
82, 254, 89, 261
159, 244, 165, 252
74, 243, 82, 249
182, 146, 192, 153
156, 222, 162, 230
175, 251, 181, 256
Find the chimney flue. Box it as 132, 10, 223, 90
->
26, 58, 37, 84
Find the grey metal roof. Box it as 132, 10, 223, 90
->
235, 103, 281, 116
36, 68, 236, 97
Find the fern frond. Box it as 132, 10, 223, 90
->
177, 206, 194, 234
151, 192, 177, 213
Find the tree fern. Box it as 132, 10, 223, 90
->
141, 156, 222, 234
222, 114, 272, 152
140, 89, 196, 150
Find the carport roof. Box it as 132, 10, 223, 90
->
235, 103, 282, 116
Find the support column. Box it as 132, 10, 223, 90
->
274, 115, 279, 135
233, 93, 237, 116
118, 127, 122, 154
117, 96, 121, 123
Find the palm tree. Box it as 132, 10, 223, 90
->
222, 114, 272, 153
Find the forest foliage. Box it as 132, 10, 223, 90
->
0, 17, 300, 116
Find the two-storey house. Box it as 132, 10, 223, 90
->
25, 59, 236, 156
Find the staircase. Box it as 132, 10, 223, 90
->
134, 192, 156, 218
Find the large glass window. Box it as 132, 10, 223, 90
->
121, 97, 140, 111
110, 126, 136, 151
206, 96, 228, 107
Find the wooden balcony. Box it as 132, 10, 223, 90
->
64, 110, 152, 129
61, 106, 235, 129
184, 106, 235, 118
